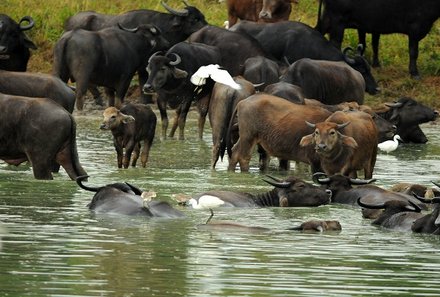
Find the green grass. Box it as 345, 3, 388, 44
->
4, 0, 440, 107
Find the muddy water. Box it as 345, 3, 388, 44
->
0, 110, 439, 296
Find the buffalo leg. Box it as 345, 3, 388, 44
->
371, 33, 381, 67
157, 97, 169, 140
228, 139, 254, 172
28, 154, 53, 180
141, 140, 151, 167
114, 140, 123, 168
138, 69, 153, 104
177, 99, 194, 140
89, 85, 104, 106
105, 88, 116, 107
257, 145, 269, 171
197, 95, 210, 140
131, 143, 141, 167
123, 140, 136, 169
408, 37, 420, 79
169, 107, 181, 139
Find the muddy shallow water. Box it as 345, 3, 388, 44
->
1, 109, 440, 296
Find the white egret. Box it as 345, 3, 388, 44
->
190, 64, 242, 90
378, 134, 402, 153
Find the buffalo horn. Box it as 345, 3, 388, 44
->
264, 174, 283, 182
125, 182, 143, 196
384, 101, 403, 108
19, 16, 35, 31
305, 121, 316, 129
262, 178, 291, 188
408, 199, 423, 212
342, 47, 355, 64
337, 122, 350, 130
76, 175, 101, 192
148, 51, 163, 64
413, 191, 440, 204
431, 181, 440, 189
118, 23, 138, 33
349, 177, 377, 185
168, 53, 182, 66
161, 1, 189, 16
357, 197, 384, 209
312, 172, 330, 184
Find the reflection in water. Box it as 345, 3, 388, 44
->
0, 115, 440, 296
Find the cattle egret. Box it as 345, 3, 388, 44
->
191, 64, 242, 90
187, 195, 226, 209
378, 134, 402, 153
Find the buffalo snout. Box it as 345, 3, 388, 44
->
143, 83, 154, 94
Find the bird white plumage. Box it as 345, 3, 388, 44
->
187, 195, 225, 209
378, 134, 402, 153
191, 64, 242, 90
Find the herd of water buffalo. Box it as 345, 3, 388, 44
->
0, 0, 439, 235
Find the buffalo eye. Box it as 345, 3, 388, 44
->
330, 130, 336, 135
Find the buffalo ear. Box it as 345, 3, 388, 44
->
173, 68, 188, 79
122, 115, 135, 124
342, 135, 358, 149
279, 197, 289, 207
300, 134, 314, 147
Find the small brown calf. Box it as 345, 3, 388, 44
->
101, 103, 156, 168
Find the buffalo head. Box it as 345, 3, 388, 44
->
144, 52, 188, 93
343, 46, 380, 95
161, 1, 207, 36
300, 121, 357, 157
0, 14, 37, 71
100, 107, 135, 130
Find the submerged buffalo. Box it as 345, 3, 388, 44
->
76, 176, 185, 218
187, 175, 332, 209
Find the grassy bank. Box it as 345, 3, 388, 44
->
4, 0, 440, 107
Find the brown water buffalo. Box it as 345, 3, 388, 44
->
300, 110, 378, 178
100, 103, 156, 169
288, 219, 342, 232
0, 70, 75, 113
226, 0, 292, 28
0, 93, 87, 180
209, 76, 256, 168
227, 93, 331, 172
187, 175, 332, 208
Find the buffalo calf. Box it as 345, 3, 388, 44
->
100, 103, 156, 169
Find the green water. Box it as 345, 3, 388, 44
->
1, 111, 440, 297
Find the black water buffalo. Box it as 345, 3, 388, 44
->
226, 0, 292, 28
0, 93, 87, 180
0, 14, 36, 71
187, 175, 332, 208
242, 56, 280, 91
0, 70, 75, 113
100, 103, 156, 169
209, 76, 256, 168
227, 93, 332, 172
229, 20, 379, 95
357, 197, 425, 232
316, 0, 440, 78
64, 1, 207, 46
64, 2, 208, 104
411, 194, 440, 235
187, 25, 269, 76
76, 176, 185, 217
143, 41, 222, 140
264, 82, 305, 104
281, 58, 366, 105
53, 24, 169, 110
374, 97, 438, 143
300, 110, 378, 179
313, 173, 427, 210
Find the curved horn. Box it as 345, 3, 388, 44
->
75, 175, 101, 192
407, 199, 423, 212
168, 53, 182, 66
19, 16, 35, 31
342, 47, 354, 56
349, 177, 377, 185
357, 197, 384, 209
148, 51, 163, 64
337, 121, 350, 130
262, 178, 291, 188
264, 174, 283, 182
283, 56, 291, 66
161, 1, 189, 16
431, 181, 440, 189
125, 182, 143, 196
342, 47, 355, 64
384, 101, 403, 108
118, 22, 138, 33
312, 172, 330, 184
305, 121, 316, 129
